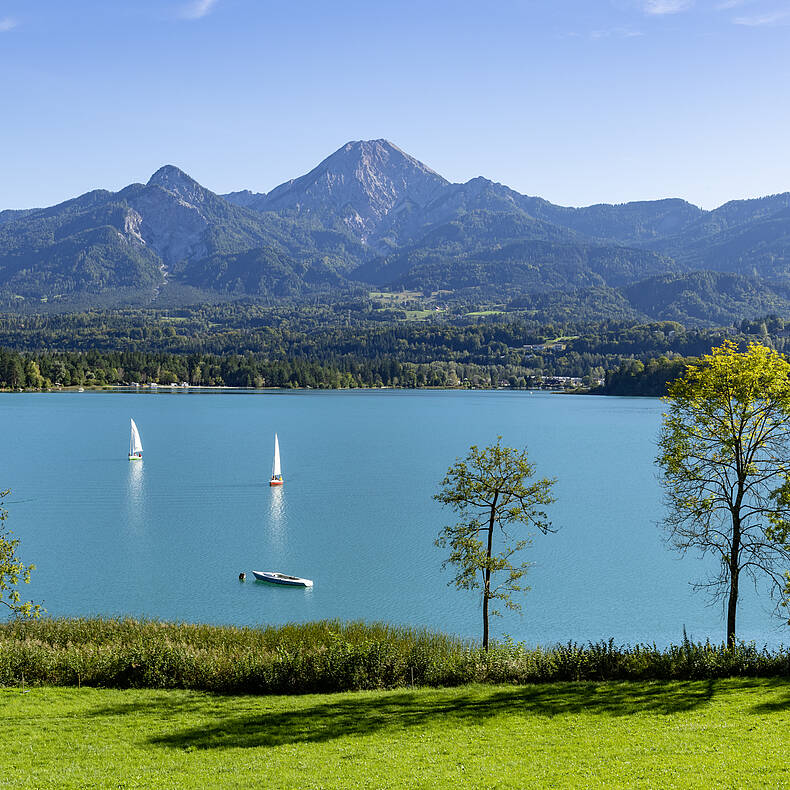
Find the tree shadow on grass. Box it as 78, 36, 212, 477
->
749, 679, 790, 713
127, 681, 719, 751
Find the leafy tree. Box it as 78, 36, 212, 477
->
24, 360, 44, 388
434, 439, 556, 650
0, 490, 42, 619
657, 341, 790, 647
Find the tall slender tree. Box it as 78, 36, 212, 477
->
434, 438, 556, 650
657, 341, 790, 646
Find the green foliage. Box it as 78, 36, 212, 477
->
0, 198, 164, 298
623, 271, 790, 326
3, 618, 790, 693
435, 439, 556, 649
656, 196, 790, 277
0, 618, 469, 692
597, 355, 692, 396
3, 305, 790, 393
398, 240, 675, 296
181, 247, 346, 297
0, 490, 42, 619
657, 342, 790, 646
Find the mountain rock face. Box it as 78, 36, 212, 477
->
255, 139, 449, 243
1, 139, 790, 324
122, 182, 212, 266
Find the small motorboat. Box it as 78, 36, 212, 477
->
252, 570, 313, 587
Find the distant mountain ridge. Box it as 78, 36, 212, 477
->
1, 138, 789, 324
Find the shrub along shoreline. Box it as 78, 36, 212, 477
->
2, 618, 790, 694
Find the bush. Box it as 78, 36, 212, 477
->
1, 618, 789, 694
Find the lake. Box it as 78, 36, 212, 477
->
1, 389, 786, 647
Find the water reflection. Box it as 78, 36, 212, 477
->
267, 485, 286, 550
128, 460, 144, 498
124, 460, 146, 535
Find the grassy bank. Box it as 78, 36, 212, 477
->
2, 679, 790, 788
3, 618, 790, 694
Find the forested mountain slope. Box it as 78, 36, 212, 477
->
2, 139, 789, 324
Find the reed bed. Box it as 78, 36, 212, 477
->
1, 618, 789, 693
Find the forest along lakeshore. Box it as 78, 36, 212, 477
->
1, 307, 789, 394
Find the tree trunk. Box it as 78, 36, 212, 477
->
483, 494, 498, 651
727, 512, 741, 648
482, 588, 489, 651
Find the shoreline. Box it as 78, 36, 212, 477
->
0, 384, 586, 395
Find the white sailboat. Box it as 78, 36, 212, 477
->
269, 433, 283, 486
128, 418, 143, 461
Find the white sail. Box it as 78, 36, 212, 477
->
272, 433, 281, 478
130, 418, 143, 456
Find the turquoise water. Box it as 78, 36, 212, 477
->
1, 389, 785, 647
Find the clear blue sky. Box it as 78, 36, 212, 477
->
2, 0, 788, 210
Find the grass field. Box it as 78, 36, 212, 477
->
2, 679, 790, 788
368, 290, 424, 303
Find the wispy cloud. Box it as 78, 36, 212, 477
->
0, 17, 18, 32
180, 0, 219, 20
642, 0, 694, 14
561, 26, 644, 40
590, 27, 645, 38
734, 9, 790, 24
717, 0, 749, 8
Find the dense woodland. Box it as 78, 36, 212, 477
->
1, 303, 787, 394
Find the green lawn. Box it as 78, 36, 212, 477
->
2, 679, 790, 788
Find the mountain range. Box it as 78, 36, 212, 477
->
1, 139, 789, 324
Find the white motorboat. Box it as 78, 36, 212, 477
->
252, 571, 312, 587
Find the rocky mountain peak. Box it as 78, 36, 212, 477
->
334, 139, 443, 178
261, 139, 449, 240
147, 165, 208, 207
